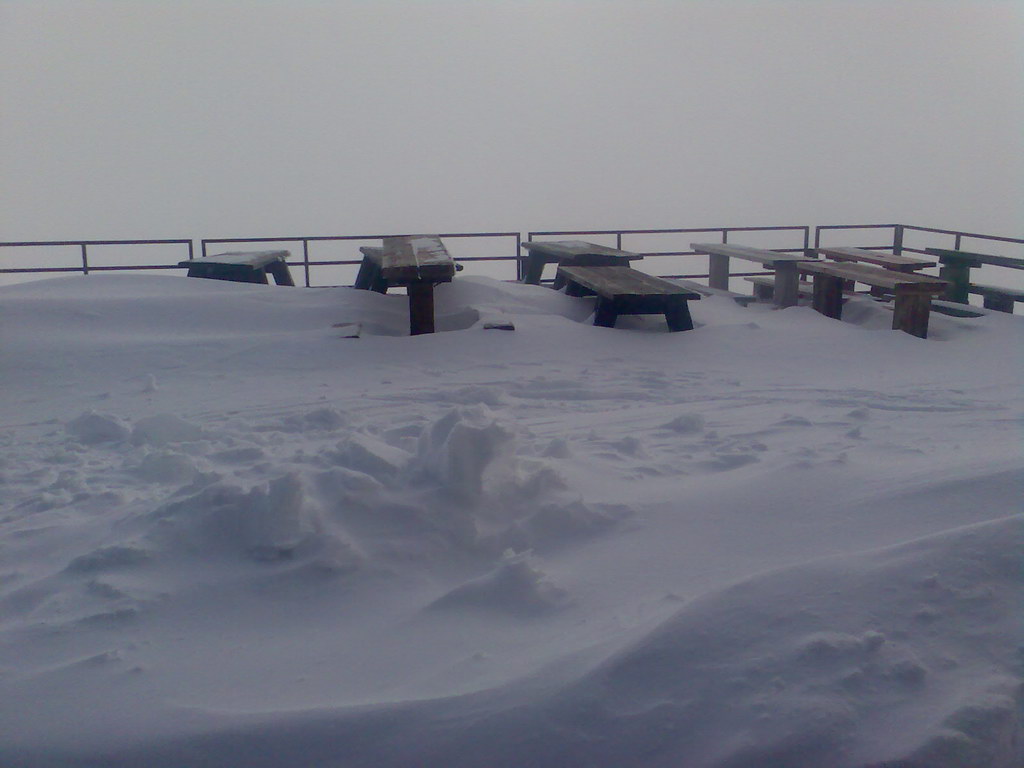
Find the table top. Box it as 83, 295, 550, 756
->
925, 247, 1024, 270
521, 240, 640, 259
817, 247, 935, 271
378, 235, 456, 284
181, 250, 289, 268
690, 242, 812, 266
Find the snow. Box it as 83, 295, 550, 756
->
0, 273, 1021, 767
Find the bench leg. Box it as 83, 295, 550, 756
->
752, 282, 774, 301
812, 274, 844, 320
407, 283, 436, 335
552, 270, 567, 291
982, 294, 1015, 313
593, 297, 618, 328
664, 298, 694, 332
707, 254, 730, 290
892, 291, 932, 338
354, 257, 378, 290
772, 263, 800, 309
266, 261, 295, 286
938, 263, 971, 303
522, 255, 546, 285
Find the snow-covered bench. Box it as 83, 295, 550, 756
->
797, 261, 947, 338
179, 250, 295, 286
925, 247, 1024, 313
555, 265, 701, 331
354, 235, 458, 335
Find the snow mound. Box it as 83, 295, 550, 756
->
427, 549, 569, 616
66, 411, 131, 444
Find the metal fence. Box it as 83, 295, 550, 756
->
3, 225, 1022, 289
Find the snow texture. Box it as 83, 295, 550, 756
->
0, 273, 1021, 767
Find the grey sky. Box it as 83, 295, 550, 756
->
2, 0, 1021, 242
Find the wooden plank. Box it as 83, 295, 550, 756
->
521, 240, 640, 259
797, 260, 947, 293
556, 266, 701, 298
379, 235, 456, 285
892, 291, 932, 338
968, 283, 1024, 300
690, 242, 812, 266
183, 250, 290, 268
816, 246, 935, 271
925, 248, 1024, 271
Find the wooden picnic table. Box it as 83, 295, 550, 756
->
690, 243, 814, 308
354, 235, 458, 335
520, 240, 642, 285
816, 247, 935, 273
555, 265, 701, 331
179, 250, 294, 285
925, 247, 1024, 307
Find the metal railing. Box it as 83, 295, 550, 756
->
814, 224, 1024, 258
0, 238, 194, 277
200, 231, 522, 286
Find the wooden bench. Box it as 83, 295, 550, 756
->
690, 243, 814, 308
179, 251, 294, 286
745, 275, 817, 302
797, 261, 947, 338
555, 265, 701, 331
353, 235, 457, 335
520, 240, 642, 285
967, 284, 1024, 313
925, 247, 1024, 311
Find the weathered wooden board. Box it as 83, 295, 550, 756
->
817, 247, 935, 272
179, 250, 294, 286
797, 261, 947, 293
520, 240, 641, 284
925, 248, 1024, 270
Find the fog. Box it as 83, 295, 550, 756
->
2, 0, 1022, 243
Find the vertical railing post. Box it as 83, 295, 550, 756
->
303, 240, 311, 287
893, 224, 904, 255
515, 233, 522, 281
954, 233, 962, 250
616, 232, 622, 250
187, 240, 194, 260
80, 243, 89, 275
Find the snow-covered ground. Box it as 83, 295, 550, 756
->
1, 273, 1021, 767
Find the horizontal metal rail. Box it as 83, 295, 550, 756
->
0, 239, 193, 276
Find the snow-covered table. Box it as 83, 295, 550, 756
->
354, 235, 458, 335
690, 242, 814, 309
520, 240, 642, 285
179, 250, 295, 286
925, 247, 1024, 312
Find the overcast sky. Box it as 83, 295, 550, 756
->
1, 0, 1021, 243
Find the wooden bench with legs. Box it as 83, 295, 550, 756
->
520, 240, 643, 285
690, 243, 815, 308
815, 246, 936, 273
353, 235, 458, 335
925, 247, 1024, 313
797, 261, 948, 338
555, 265, 701, 332
179, 250, 295, 286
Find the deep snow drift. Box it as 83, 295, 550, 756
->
0, 274, 1021, 767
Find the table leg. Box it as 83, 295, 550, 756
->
267, 261, 295, 286
522, 255, 546, 285
892, 291, 931, 338
772, 263, 800, 308
707, 254, 730, 290
593, 297, 618, 328
811, 274, 844, 319
938, 262, 971, 303
664, 297, 694, 332
407, 283, 436, 335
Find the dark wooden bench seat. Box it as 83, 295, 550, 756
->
968, 283, 1024, 313
353, 235, 458, 335
555, 265, 701, 331
797, 261, 947, 338
520, 240, 642, 285
179, 250, 294, 286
